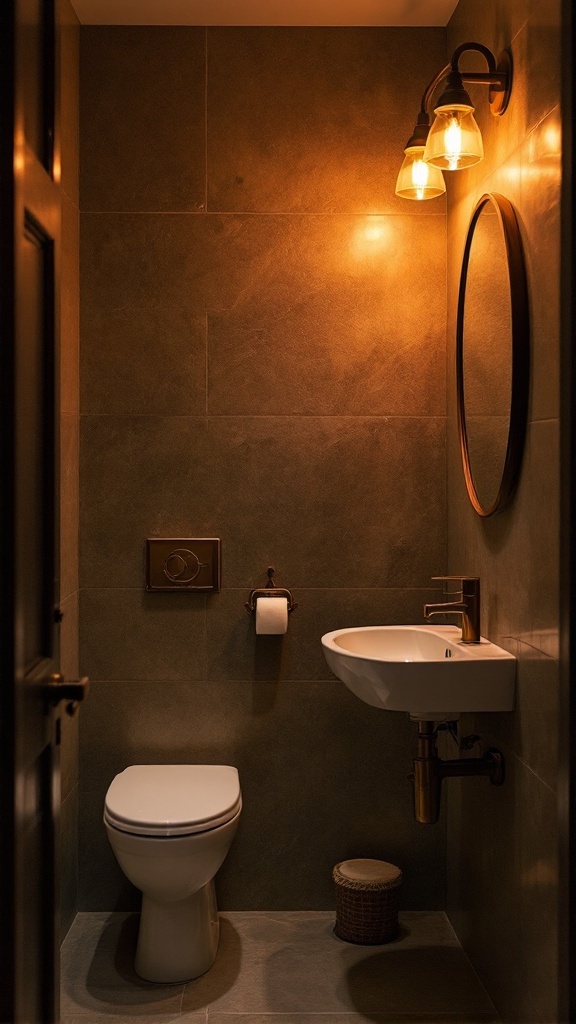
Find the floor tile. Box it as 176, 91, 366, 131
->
62, 911, 498, 1022
180, 913, 497, 1017
60, 912, 184, 1016
204, 1015, 499, 1023
61, 1017, 189, 1023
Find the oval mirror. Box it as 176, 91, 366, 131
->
456, 192, 529, 517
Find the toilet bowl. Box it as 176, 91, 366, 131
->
104, 764, 241, 983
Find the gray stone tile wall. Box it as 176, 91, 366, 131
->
79, 26, 449, 911
444, 2, 561, 1021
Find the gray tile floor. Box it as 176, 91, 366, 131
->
61, 911, 500, 1023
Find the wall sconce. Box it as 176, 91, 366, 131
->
395, 110, 447, 201
395, 43, 512, 200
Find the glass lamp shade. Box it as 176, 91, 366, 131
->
395, 144, 446, 200
424, 104, 484, 170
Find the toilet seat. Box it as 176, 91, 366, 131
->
104, 764, 241, 837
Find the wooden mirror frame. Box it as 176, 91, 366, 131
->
456, 192, 530, 517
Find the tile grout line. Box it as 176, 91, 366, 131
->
80, 209, 448, 218
204, 27, 208, 213
78, 413, 449, 420
205, 308, 209, 415
78, 585, 442, 591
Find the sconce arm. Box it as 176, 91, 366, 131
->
416, 42, 511, 123
419, 62, 451, 118
451, 41, 496, 73
451, 41, 510, 91
418, 43, 498, 117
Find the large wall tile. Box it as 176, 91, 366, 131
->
79, 679, 445, 910
446, 2, 560, 1020
80, 588, 207, 681
518, 107, 561, 423
447, 0, 532, 55
207, 28, 447, 215
81, 307, 207, 416
206, 215, 446, 416
80, 414, 446, 590
448, 420, 559, 659
81, 213, 215, 312
475, 642, 558, 793
80, 28, 206, 212
520, 2, 561, 138
206, 587, 440, 682
81, 212, 446, 419
447, 751, 557, 1024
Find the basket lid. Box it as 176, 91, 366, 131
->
335, 859, 401, 884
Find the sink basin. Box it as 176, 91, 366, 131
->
321, 625, 515, 721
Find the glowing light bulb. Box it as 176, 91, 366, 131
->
444, 116, 463, 170
424, 106, 483, 170
395, 145, 445, 200
411, 158, 428, 200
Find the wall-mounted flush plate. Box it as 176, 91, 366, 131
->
146, 538, 221, 592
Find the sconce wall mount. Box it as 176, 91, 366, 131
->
395, 42, 513, 199
444, 42, 512, 117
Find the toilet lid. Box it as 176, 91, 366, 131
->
104, 764, 241, 837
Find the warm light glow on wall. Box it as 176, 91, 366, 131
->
529, 120, 562, 162
350, 218, 392, 259
525, 116, 561, 183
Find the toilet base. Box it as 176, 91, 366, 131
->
135, 880, 219, 983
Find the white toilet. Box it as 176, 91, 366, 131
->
104, 763, 241, 983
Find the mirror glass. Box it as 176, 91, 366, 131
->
457, 193, 529, 516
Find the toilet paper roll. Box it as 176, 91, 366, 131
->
255, 596, 289, 635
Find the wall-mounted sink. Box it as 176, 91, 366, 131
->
321, 624, 515, 722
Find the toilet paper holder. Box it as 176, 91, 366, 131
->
245, 567, 298, 616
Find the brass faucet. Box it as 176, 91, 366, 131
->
423, 576, 480, 643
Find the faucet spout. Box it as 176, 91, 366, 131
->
423, 576, 481, 643
423, 600, 467, 616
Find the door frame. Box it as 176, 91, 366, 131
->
559, 0, 576, 1020
0, 1, 62, 1021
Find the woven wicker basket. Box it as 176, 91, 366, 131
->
333, 858, 402, 945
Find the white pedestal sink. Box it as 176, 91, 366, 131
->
321, 624, 516, 722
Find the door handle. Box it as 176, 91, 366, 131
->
44, 673, 90, 715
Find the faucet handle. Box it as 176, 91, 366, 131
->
432, 576, 480, 597
432, 581, 477, 598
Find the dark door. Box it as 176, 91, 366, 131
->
0, 2, 87, 1022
